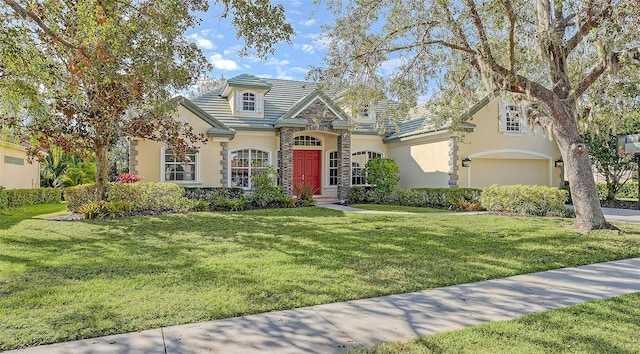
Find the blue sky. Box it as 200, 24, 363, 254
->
187, 0, 334, 82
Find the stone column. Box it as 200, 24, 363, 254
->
129, 139, 138, 175
448, 136, 459, 188
337, 131, 351, 201
219, 142, 228, 186
279, 128, 294, 195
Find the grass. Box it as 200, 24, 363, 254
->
1, 204, 640, 350
350, 204, 448, 213
351, 292, 640, 353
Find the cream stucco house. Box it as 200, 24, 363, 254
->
0, 139, 40, 189
131, 74, 562, 200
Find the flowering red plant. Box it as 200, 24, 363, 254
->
116, 173, 143, 184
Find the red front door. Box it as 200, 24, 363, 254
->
293, 150, 321, 195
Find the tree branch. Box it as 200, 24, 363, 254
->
463, 0, 494, 62
500, 0, 517, 76
2, 0, 84, 54
436, 0, 479, 71
565, 1, 613, 54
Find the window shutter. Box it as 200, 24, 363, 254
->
520, 106, 528, 133
256, 93, 263, 113
235, 91, 242, 112
498, 103, 507, 132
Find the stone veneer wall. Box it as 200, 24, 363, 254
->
219, 142, 228, 186
279, 98, 352, 197
129, 139, 138, 175
448, 136, 459, 188
337, 132, 351, 200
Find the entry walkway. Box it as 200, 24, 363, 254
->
7, 258, 640, 354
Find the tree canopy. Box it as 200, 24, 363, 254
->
0, 0, 293, 199
318, 0, 640, 232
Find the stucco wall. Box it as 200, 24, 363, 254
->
0, 142, 40, 189
457, 98, 562, 188
388, 134, 452, 189
351, 134, 389, 157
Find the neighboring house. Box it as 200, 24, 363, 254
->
0, 139, 40, 189
131, 74, 562, 199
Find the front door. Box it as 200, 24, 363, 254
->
293, 150, 321, 195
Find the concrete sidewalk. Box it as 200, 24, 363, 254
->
7, 258, 640, 354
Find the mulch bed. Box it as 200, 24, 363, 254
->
599, 199, 639, 210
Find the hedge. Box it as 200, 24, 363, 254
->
0, 188, 62, 209
482, 184, 569, 216
184, 187, 245, 201
65, 182, 191, 214
346, 186, 483, 211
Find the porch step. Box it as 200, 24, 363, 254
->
312, 196, 339, 204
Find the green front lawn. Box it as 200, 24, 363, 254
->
1, 205, 640, 350
353, 292, 640, 353
350, 204, 448, 213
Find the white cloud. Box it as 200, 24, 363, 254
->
290, 67, 309, 74
379, 57, 406, 76
265, 58, 291, 66
291, 1, 303, 7
243, 64, 252, 69
223, 44, 244, 56
300, 44, 315, 54
188, 33, 216, 50
210, 54, 240, 71
301, 18, 316, 27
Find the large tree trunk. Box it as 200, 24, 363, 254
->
548, 100, 615, 233
94, 142, 109, 202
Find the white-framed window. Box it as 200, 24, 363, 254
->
163, 149, 198, 182
242, 92, 255, 111
351, 150, 383, 186
230, 148, 270, 189
328, 150, 339, 187
500, 103, 527, 134
294, 135, 322, 146
235, 91, 263, 113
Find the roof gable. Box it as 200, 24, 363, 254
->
172, 96, 236, 139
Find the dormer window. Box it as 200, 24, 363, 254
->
357, 104, 374, 121
235, 90, 263, 114
243, 92, 256, 111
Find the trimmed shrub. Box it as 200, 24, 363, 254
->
481, 184, 569, 216
365, 158, 400, 194
108, 182, 188, 212
250, 167, 285, 207
184, 187, 244, 201
409, 188, 483, 210
346, 186, 368, 204
0, 188, 62, 209
211, 197, 247, 211
64, 184, 101, 212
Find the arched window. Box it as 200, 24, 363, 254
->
351, 151, 382, 185
242, 92, 256, 111
294, 135, 322, 146
230, 149, 270, 188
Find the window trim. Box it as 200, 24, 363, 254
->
235, 90, 263, 113
160, 147, 200, 184
326, 149, 339, 188
499, 102, 527, 135
294, 135, 322, 147
228, 148, 271, 190
351, 150, 384, 186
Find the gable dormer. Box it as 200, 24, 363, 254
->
220, 74, 272, 118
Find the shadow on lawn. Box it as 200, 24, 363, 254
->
2, 207, 640, 350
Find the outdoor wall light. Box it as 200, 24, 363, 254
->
462, 157, 471, 167
554, 159, 564, 168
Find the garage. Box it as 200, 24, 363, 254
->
468, 157, 551, 188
